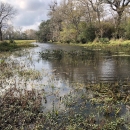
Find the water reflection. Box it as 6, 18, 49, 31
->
10, 42, 130, 112
38, 47, 130, 83
15, 42, 130, 84
2, 42, 129, 129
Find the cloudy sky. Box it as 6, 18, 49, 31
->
1, 0, 61, 31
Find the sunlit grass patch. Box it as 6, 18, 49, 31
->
14, 40, 36, 47
69, 39, 130, 53
0, 40, 36, 52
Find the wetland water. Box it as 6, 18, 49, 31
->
1, 42, 130, 129
19, 42, 130, 83
11, 42, 130, 103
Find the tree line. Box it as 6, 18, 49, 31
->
1, 0, 130, 43
37, 0, 130, 43
3, 26, 37, 40
0, 2, 36, 41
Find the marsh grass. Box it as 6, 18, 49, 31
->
14, 40, 36, 48
0, 40, 36, 52
0, 87, 45, 129
68, 39, 130, 54
60, 82, 130, 129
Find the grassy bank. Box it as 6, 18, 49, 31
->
69, 39, 130, 53
53, 39, 130, 53
0, 40, 36, 52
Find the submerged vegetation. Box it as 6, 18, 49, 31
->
39, 49, 95, 61
0, 47, 130, 129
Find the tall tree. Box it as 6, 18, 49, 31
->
24, 29, 37, 40
60, 0, 84, 42
77, 0, 93, 24
0, 2, 16, 41
48, 0, 63, 42
105, 0, 130, 38
36, 20, 52, 42
77, 0, 105, 38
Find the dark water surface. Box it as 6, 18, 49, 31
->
19, 42, 130, 83
4, 42, 129, 129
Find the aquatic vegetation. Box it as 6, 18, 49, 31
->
18, 69, 42, 80
39, 49, 100, 64
0, 44, 130, 129
0, 87, 45, 129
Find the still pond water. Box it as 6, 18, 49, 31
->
16, 42, 130, 83
10, 42, 130, 109
5, 42, 130, 129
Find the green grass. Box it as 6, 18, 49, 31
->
67, 39, 130, 53
0, 40, 36, 52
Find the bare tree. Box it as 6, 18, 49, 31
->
78, 0, 93, 24
78, 0, 105, 38
48, 0, 62, 41
14, 26, 22, 39
60, 0, 84, 41
105, 0, 130, 38
0, 2, 16, 41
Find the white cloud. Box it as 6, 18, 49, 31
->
1, 0, 61, 31
19, 1, 26, 9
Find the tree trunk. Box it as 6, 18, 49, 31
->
0, 28, 3, 41
115, 12, 123, 39
86, 2, 92, 25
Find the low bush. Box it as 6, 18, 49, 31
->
0, 41, 17, 51
0, 41, 9, 46
99, 38, 110, 44
0, 40, 35, 52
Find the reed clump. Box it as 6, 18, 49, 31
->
0, 87, 45, 129
0, 40, 36, 52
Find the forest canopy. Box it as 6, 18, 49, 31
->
36, 0, 130, 43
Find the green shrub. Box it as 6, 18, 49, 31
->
0, 41, 9, 46
0, 41, 16, 51
85, 25, 96, 42
9, 39, 15, 44
124, 20, 130, 39
99, 38, 109, 44
80, 38, 86, 44
78, 24, 96, 43
100, 22, 115, 39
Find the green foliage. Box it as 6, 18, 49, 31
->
99, 38, 109, 44
124, 20, 130, 39
36, 0, 130, 43
60, 22, 96, 44
0, 41, 9, 46
9, 39, 15, 43
36, 20, 52, 42
0, 40, 35, 52
100, 22, 115, 39
78, 23, 96, 43
60, 23, 77, 43
0, 41, 14, 51
85, 25, 96, 42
